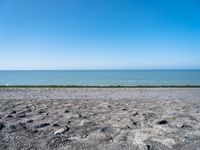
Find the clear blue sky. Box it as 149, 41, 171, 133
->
0, 0, 200, 70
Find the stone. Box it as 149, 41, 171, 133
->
111, 118, 134, 129
18, 122, 27, 130
10, 110, 16, 114
52, 123, 60, 127
34, 123, 50, 128
6, 115, 13, 118
54, 128, 65, 135
146, 144, 151, 150
157, 120, 168, 125
47, 135, 70, 149
26, 119, 34, 123
64, 110, 70, 113
65, 125, 70, 131
80, 119, 92, 126
152, 137, 176, 148
181, 124, 192, 129
17, 113, 26, 118
87, 131, 108, 142
0, 122, 5, 130
38, 109, 45, 114
9, 125, 16, 130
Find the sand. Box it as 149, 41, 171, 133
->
0, 88, 200, 150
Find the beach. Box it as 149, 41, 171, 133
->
0, 88, 200, 150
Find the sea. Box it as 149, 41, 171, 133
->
0, 70, 200, 86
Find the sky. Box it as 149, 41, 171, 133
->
0, 0, 200, 70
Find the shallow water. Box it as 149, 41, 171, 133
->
0, 70, 200, 86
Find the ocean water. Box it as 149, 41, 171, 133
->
0, 70, 200, 86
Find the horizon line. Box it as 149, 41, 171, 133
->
0, 68, 200, 71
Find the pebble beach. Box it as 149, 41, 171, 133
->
0, 88, 200, 150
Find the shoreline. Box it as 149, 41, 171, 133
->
1, 85, 200, 88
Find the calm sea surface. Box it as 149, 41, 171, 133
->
0, 70, 200, 86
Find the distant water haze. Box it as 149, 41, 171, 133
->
0, 70, 200, 86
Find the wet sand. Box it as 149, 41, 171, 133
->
0, 88, 200, 150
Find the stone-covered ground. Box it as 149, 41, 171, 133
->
0, 88, 200, 150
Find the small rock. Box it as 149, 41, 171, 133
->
38, 109, 45, 114
34, 123, 50, 128
9, 125, 16, 130
0, 122, 5, 130
27, 129, 39, 134
44, 113, 49, 116
80, 119, 92, 126
6, 115, 13, 118
26, 106, 31, 109
99, 127, 108, 132
47, 135, 70, 149
18, 122, 27, 130
17, 113, 26, 118
54, 128, 65, 135
157, 120, 168, 125
10, 110, 16, 114
132, 121, 137, 126
111, 118, 134, 129
65, 125, 70, 131
87, 131, 108, 142
9, 123, 26, 131
66, 120, 71, 124
181, 124, 192, 129
146, 144, 151, 150
52, 123, 60, 127
26, 119, 34, 123
64, 110, 70, 113
130, 111, 139, 117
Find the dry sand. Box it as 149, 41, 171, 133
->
0, 88, 200, 150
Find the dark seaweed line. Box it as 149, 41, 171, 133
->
0, 85, 200, 88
